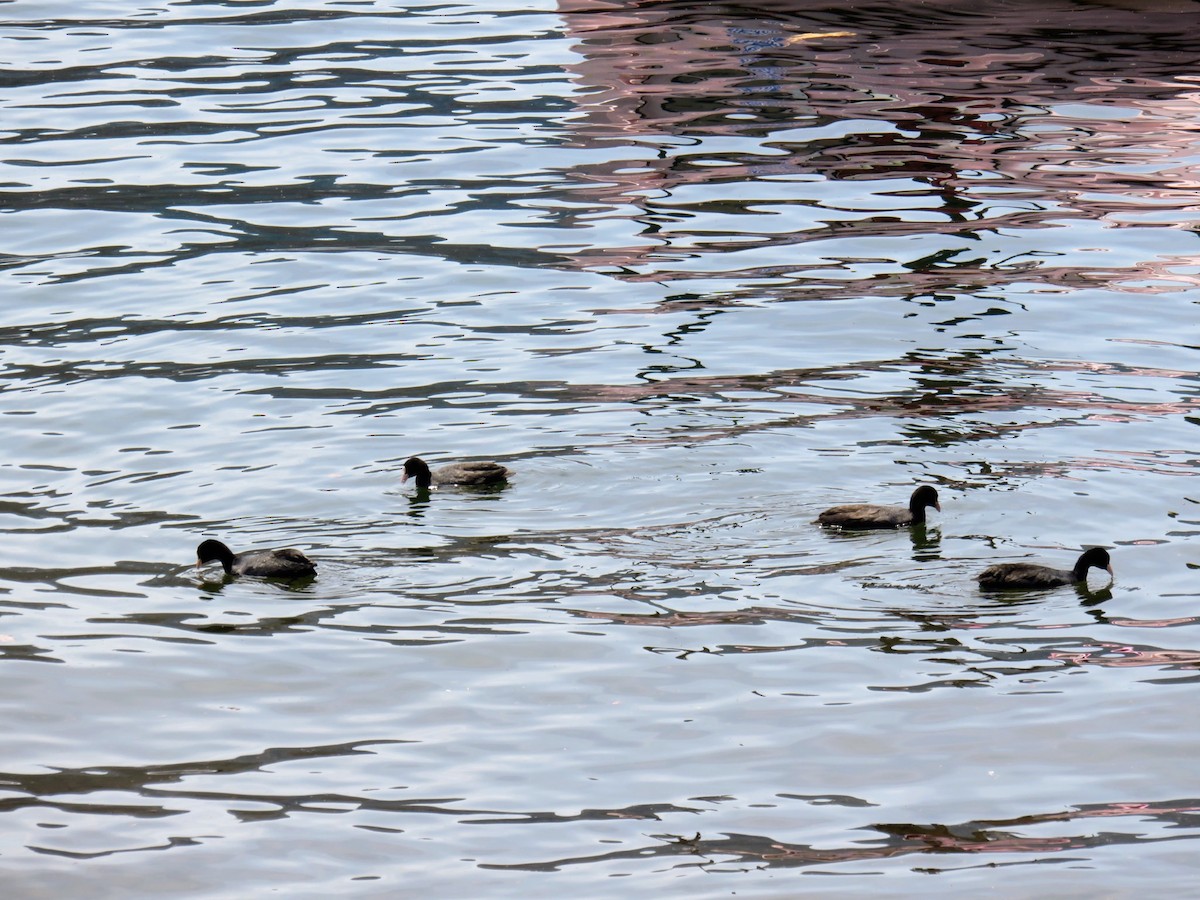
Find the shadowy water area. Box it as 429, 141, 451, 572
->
2, 0, 1200, 895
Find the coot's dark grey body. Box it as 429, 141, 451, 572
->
401, 456, 512, 489
977, 547, 1112, 591
196, 539, 316, 579
817, 485, 940, 530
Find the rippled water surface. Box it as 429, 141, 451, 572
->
4, 0, 1200, 895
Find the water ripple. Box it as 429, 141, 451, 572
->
3, 1, 1200, 895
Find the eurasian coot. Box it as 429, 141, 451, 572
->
817, 485, 940, 530
196, 539, 317, 579
401, 456, 512, 489
977, 546, 1112, 591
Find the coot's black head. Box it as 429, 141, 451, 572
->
401, 456, 432, 488
197, 539, 235, 573
909, 485, 940, 513
1076, 547, 1113, 579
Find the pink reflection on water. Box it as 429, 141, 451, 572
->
553, 0, 1200, 286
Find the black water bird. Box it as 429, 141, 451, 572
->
401, 456, 512, 489
817, 485, 940, 529
196, 539, 316, 579
977, 547, 1112, 591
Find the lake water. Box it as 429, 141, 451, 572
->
3, 0, 1200, 895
